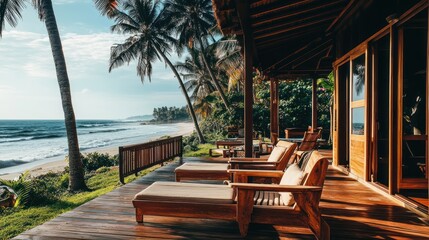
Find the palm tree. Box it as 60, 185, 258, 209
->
1, 0, 87, 191
215, 36, 243, 92
105, 0, 205, 143
164, 0, 230, 111
175, 48, 217, 103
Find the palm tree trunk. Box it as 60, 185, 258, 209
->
41, 0, 87, 191
154, 45, 206, 143
197, 38, 230, 111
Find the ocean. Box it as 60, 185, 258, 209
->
0, 120, 184, 175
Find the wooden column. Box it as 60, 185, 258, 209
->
236, 1, 253, 157
312, 78, 318, 130
427, 5, 429, 201
389, 24, 398, 194
270, 78, 279, 143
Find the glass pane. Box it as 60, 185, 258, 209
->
402, 139, 426, 179
402, 21, 427, 136
352, 55, 365, 101
352, 107, 364, 135
375, 34, 390, 187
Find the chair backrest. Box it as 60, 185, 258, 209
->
298, 130, 321, 151
302, 151, 329, 188
272, 141, 298, 170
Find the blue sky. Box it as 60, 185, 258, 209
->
0, 0, 185, 120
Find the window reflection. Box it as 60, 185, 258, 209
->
352, 55, 365, 101
352, 107, 365, 135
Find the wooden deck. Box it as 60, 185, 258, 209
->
14, 157, 429, 239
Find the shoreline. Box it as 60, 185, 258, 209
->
0, 122, 194, 180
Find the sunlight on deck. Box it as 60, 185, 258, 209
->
14, 156, 429, 239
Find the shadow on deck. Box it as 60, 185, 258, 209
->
14, 156, 429, 239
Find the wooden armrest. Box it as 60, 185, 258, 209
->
227, 169, 283, 177
229, 157, 263, 161
229, 160, 272, 164
230, 183, 322, 192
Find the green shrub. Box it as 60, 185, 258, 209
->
81, 152, 118, 173
95, 166, 111, 174
27, 172, 66, 206
58, 173, 69, 189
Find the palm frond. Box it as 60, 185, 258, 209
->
93, 0, 119, 18
0, 0, 26, 36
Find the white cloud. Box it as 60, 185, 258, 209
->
0, 29, 186, 119
80, 88, 89, 94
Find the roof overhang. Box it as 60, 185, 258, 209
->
212, 0, 352, 78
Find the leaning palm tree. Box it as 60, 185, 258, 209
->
1, 0, 86, 191
164, 0, 230, 111
105, 0, 205, 143
175, 48, 217, 103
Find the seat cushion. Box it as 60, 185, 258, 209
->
175, 162, 229, 173
278, 163, 305, 206
254, 190, 285, 206
134, 181, 234, 204
267, 146, 286, 162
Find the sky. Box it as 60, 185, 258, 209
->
0, 0, 186, 120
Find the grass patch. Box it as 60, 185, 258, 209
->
183, 143, 216, 157
0, 165, 159, 240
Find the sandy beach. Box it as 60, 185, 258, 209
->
0, 122, 194, 180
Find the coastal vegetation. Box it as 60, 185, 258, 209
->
151, 106, 189, 123
0, 153, 161, 239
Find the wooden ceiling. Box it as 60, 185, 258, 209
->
212, 0, 351, 78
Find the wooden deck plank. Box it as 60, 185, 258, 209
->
13, 157, 429, 239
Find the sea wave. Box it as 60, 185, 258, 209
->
88, 128, 127, 134
78, 123, 113, 128
0, 160, 28, 169
31, 134, 63, 140
0, 137, 33, 143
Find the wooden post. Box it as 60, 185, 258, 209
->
270, 78, 279, 143
236, 0, 253, 157
389, 23, 398, 194
312, 78, 318, 131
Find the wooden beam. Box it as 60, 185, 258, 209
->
257, 27, 321, 49
292, 45, 332, 69
254, 16, 335, 41
326, 0, 357, 32
263, 37, 322, 71
236, 0, 254, 158
277, 40, 332, 70
312, 78, 318, 131
252, 0, 345, 28
250, 0, 316, 19
253, 10, 338, 36
270, 79, 279, 143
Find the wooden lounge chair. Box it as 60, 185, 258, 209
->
299, 130, 321, 151
174, 141, 297, 182
132, 151, 330, 239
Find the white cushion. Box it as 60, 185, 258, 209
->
134, 181, 234, 204
267, 146, 286, 162
175, 162, 229, 172
278, 163, 305, 206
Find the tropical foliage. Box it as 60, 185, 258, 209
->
152, 106, 189, 122
104, 0, 205, 143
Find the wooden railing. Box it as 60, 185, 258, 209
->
119, 136, 182, 184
